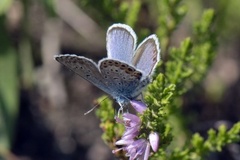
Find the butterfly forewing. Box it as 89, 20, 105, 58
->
55, 55, 112, 95
99, 59, 142, 98
132, 35, 160, 77
107, 24, 137, 64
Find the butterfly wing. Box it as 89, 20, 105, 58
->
54, 54, 112, 95
106, 24, 137, 64
132, 35, 160, 77
130, 77, 151, 98
99, 59, 143, 100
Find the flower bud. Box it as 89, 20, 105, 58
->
149, 132, 159, 152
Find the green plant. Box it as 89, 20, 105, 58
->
96, 1, 240, 160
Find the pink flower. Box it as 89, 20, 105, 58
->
125, 139, 150, 160
115, 113, 141, 146
113, 104, 160, 160
130, 100, 147, 114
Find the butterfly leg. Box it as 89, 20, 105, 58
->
117, 105, 124, 117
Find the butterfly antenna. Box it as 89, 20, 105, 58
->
84, 96, 108, 115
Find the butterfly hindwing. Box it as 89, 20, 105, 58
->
99, 59, 142, 98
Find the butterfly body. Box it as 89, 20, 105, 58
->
55, 24, 160, 109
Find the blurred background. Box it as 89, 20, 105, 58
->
0, 0, 240, 160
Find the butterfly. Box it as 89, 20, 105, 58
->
54, 23, 160, 110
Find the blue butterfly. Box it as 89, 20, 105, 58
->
54, 23, 160, 110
